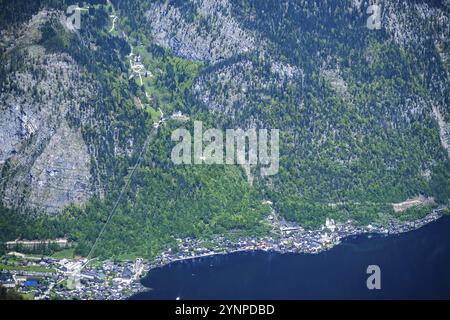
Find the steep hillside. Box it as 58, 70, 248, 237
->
0, 0, 448, 259
141, 0, 449, 226
0, 10, 96, 213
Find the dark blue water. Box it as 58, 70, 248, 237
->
132, 215, 450, 299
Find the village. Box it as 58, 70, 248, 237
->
0, 204, 447, 300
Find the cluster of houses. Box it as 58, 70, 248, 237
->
150, 206, 447, 268
0, 254, 146, 300
129, 53, 152, 85
1, 203, 447, 299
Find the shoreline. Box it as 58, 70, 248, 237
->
143, 208, 446, 269
1, 207, 447, 300
132, 207, 447, 297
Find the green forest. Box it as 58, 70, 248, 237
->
0, 0, 449, 259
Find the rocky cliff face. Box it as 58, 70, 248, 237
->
383, 0, 450, 155
145, 0, 259, 63
192, 55, 303, 122
0, 10, 96, 213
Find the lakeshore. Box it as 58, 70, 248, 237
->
1, 206, 448, 300
148, 206, 446, 267
133, 212, 450, 299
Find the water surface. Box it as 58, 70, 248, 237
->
132, 215, 450, 299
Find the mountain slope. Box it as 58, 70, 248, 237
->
0, 0, 449, 258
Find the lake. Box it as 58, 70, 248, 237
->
131, 215, 450, 299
